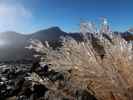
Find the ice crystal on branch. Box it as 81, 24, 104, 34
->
80, 20, 97, 39
100, 17, 110, 34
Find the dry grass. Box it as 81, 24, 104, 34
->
28, 33, 133, 100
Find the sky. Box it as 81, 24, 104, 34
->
0, 0, 133, 34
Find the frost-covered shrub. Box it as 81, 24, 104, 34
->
27, 19, 133, 100
28, 32, 133, 100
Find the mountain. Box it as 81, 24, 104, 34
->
0, 27, 132, 61
30, 27, 66, 41
0, 31, 31, 61
121, 31, 133, 41
0, 27, 67, 61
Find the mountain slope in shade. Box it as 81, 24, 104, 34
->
0, 26, 132, 61
0, 31, 31, 61
121, 31, 133, 41
0, 27, 67, 61
30, 27, 66, 41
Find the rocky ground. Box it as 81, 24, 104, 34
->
0, 63, 32, 100
0, 62, 97, 100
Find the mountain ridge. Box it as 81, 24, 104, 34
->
0, 26, 132, 61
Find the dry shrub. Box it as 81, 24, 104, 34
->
28, 33, 133, 100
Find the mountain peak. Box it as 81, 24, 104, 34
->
34, 26, 63, 34
31, 26, 66, 41
47, 26, 62, 31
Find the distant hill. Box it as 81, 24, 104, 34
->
0, 27, 132, 61
121, 31, 133, 41
30, 27, 66, 41
0, 31, 30, 61
0, 27, 67, 61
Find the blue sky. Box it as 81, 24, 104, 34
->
0, 0, 133, 34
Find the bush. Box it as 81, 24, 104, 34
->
28, 32, 133, 100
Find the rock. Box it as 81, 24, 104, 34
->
1, 77, 7, 81
33, 84, 48, 99
75, 89, 97, 100
47, 70, 64, 81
